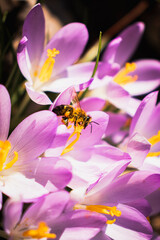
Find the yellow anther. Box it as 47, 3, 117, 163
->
39, 48, 59, 83
74, 204, 121, 224
0, 140, 11, 171
23, 221, 56, 239
61, 131, 81, 155
0, 140, 18, 171
148, 131, 160, 146
106, 219, 116, 224
147, 131, 160, 157
47, 48, 60, 58
4, 151, 18, 170
114, 62, 138, 85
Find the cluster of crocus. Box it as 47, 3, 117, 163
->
1, 3, 160, 240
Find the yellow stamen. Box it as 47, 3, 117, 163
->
22, 221, 56, 239
74, 204, 121, 224
61, 131, 81, 155
106, 219, 116, 224
61, 123, 84, 155
148, 130, 160, 146
39, 48, 59, 83
147, 130, 160, 157
0, 140, 18, 171
114, 62, 138, 85
4, 152, 18, 170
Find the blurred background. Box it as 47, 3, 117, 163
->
0, 0, 160, 236
1, 0, 160, 84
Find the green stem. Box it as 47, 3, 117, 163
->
79, 31, 102, 101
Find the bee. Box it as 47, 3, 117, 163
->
52, 104, 92, 130
52, 88, 98, 155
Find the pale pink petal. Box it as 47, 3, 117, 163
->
25, 82, 52, 105
0, 84, 11, 140
4, 199, 23, 234
22, 4, 45, 68
0, 173, 48, 201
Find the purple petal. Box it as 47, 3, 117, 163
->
92, 144, 131, 165
84, 160, 131, 205
25, 82, 52, 105
34, 157, 72, 190
46, 125, 70, 157
21, 191, 70, 224
111, 22, 145, 66
40, 23, 88, 77
102, 171, 160, 204
4, 199, 23, 234
130, 91, 158, 135
127, 132, 151, 168
8, 110, 57, 163
105, 112, 128, 136
123, 59, 160, 96
17, 36, 32, 83
146, 189, 160, 216
143, 102, 160, 138
91, 231, 111, 240
0, 84, 11, 140
106, 204, 152, 240
102, 37, 122, 63
22, 4, 45, 68
126, 199, 152, 217
53, 210, 106, 240
106, 81, 140, 116
80, 97, 106, 111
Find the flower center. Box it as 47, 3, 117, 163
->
22, 221, 56, 239
38, 48, 60, 83
113, 62, 138, 85
147, 130, 160, 157
0, 140, 18, 171
74, 204, 121, 224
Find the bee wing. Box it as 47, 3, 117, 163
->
71, 87, 81, 109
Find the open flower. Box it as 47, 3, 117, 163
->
3, 191, 106, 240
56, 22, 160, 116
70, 160, 160, 240
0, 84, 59, 201
17, 4, 89, 105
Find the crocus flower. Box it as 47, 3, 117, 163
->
56, 22, 160, 116
17, 4, 89, 104
3, 191, 106, 240
0, 84, 61, 201
70, 160, 160, 240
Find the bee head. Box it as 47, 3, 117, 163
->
83, 115, 92, 129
